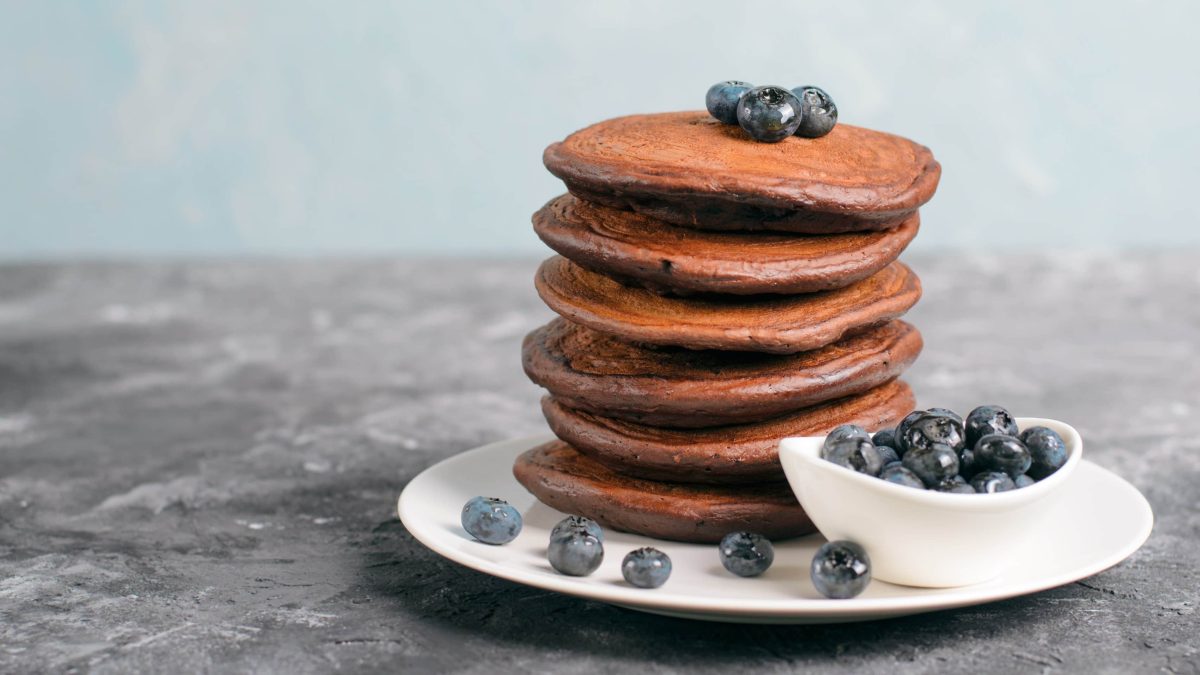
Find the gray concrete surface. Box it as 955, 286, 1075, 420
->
0, 255, 1196, 673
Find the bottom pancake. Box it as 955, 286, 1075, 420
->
542, 379, 914, 485
512, 440, 814, 544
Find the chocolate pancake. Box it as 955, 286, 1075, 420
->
543, 112, 940, 233
523, 318, 922, 428
513, 440, 814, 543
535, 256, 922, 354
533, 194, 920, 296
541, 379, 915, 484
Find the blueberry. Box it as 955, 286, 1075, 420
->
879, 463, 925, 489
1014, 474, 1036, 489
547, 531, 603, 576
789, 86, 838, 139
934, 475, 976, 494
718, 531, 775, 577
705, 80, 753, 125
460, 496, 522, 545
875, 444, 900, 466
973, 434, 1032, 478
903, 412, 967, 453
820, 437, 884, 476
811, 540, 871, 599
621, 547, 672, 588
902, 441, 959, 487
1020, 426, 1068, 479
965, 405, 1020, 447
894, 410, 927, 454
550, 515, 604, 543
736, 85, 803, 142
926, 407, 964, 426
872, 428, 897, 449
971, 471, 1017, 493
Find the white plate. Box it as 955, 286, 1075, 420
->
398, 434, 1153, 624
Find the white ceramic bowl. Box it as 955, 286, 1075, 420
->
778, 417, 1083, 588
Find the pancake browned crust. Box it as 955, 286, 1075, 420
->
535, 256, 922, 354
533, 194, 920, 295
523, 318, 922, 428
512, 440, 815, 543
543, 112, 940, 233
541, 379, 915, 484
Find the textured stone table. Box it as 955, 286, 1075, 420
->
1, 255, 1197, 673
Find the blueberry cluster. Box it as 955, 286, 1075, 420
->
705, 81, 838, 142
462, 500, 871, 599
819, 405, 1069, 493
547, 515, 675, 587
461, 503, 673, 588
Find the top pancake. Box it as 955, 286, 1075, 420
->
543, 112, 940, 233
535, 256, 922, 354
533, 194, 920, 295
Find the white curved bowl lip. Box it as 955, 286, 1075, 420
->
779, 417, 1083, 512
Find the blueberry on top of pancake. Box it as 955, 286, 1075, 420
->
543, 112, 940, 233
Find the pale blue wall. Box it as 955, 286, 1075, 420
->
1, 1, 1197, 257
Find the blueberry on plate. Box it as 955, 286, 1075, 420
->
736, 85, 803, 142
973, 434, 1032, 478
718, 531, 775, 577
622, 547, 672, 588
965, 405, 1020, 447
872, 428, 897, 449
971, 471, 1017, 494
875, 444, 900, 466
811, 540, 871, 599
1014, 474, 1036, 489
926, 407, 964, 426
790, 85, 838, 138
902, 441, 959, 487
879, 463, 925, 489
902, 412, 967, 453
705, 80, 753, 125
550, 515, 604, 543
894, 409, 927, 454
548, 530, 604, 576
1020, 426, 1068, 479
820, 437, 884, 476
460, 496, 522, 545
933, 475, 976, 494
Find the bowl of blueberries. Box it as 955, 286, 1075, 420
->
778, 405, 1082, 588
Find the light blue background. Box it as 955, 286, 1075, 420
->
1, 1, 1197, 258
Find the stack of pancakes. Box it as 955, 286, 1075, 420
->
514, 112, 940, 543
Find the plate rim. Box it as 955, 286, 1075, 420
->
398, 434, 1154, 620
